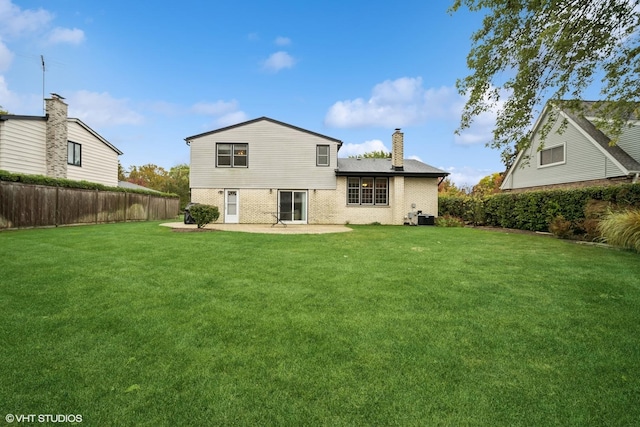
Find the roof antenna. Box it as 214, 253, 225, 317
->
41, 55, 45, 114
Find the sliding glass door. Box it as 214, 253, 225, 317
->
278, 191, 307, 223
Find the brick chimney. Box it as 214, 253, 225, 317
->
392, 128, 404, 171
45, 93, 68, 179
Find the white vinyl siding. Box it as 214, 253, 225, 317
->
616, 124, 640, 164
65, 121, 119, 187
190, 120, 339, 190
0, 119, 47, 175
507, 112, 627, 189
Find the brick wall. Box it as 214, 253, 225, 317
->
192, 177, 440, 225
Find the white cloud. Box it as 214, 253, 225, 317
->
338, 139, 389, 158
0, 75, 14, 105
0, 76, 41, 112
67, 90, 144, 127
325, 77, 462, 128
0, 38, 14, 71
262, 51, 295, 72
215, 111, 249, 127
0, 0, 52, 38
326, 76, 505, 146
189, 99, 247, 128
275, 36, 291, 46
191, 100, 239, 116
442, 165, 499, 188
47, 27, 85, 45
453, 88, 507, 146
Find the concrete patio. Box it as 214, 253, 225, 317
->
160, 222, 353, 234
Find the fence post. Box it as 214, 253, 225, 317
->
55, 186, 59, 227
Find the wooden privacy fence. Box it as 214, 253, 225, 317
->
0, 181, 180, 230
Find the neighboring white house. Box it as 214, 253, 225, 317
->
502, 101, 640, 192
0, 94, 122, 187
186, 117, 448, 225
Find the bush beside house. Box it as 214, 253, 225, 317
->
439, 184, 640, 241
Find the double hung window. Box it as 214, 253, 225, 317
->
217, 143, 248, 167
317, 145, 329, 166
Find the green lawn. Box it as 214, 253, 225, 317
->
1, 222, 639, 426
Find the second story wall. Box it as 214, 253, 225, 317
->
0, 118, 47, 176
66, 121, 120, 187
190, 119, 340, 190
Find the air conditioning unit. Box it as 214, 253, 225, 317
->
417, 214, 435, 226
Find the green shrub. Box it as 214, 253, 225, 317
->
189, 204, 220, 228
598, 209, 640, 252
435, 215, 465, 227
440, 184, 640, 234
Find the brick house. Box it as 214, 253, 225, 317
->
0, 94, 122, 187
186, 117, 448, 225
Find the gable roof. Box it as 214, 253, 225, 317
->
185, 116, 343, 147
502, 101, 640, 187
69, 118, 123, 155
0, 114, 122, 156
561, 106, 640, 172
337, 158, 448, 178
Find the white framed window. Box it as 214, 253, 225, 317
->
539, 143, 565, 167
217, 143, 248, 167
67, 141, 81, 166
347, 177, 388, 206
317, 145, 330, 166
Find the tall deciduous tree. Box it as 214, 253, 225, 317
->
451, 0, 640, 163
123, 163, 191, 209
127, 164, 169, 191
438, 177, 467, 196
472, 172, 503, 196
165, 164, 190, 209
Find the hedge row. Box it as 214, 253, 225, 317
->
0, 169, 178, 199
439, 184, 640, 232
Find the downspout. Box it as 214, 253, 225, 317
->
633, 172, 639, 184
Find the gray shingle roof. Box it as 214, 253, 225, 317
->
336, 158, 448, 177
562, 104, 640, 172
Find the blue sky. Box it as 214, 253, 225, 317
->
1, 0, 507, 186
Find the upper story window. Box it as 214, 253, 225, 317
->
539, 143, 565, 167
347, 177, 388, 206
317, 145, 330, 166
67, 141, 81, 166
217, 143, 248, 167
